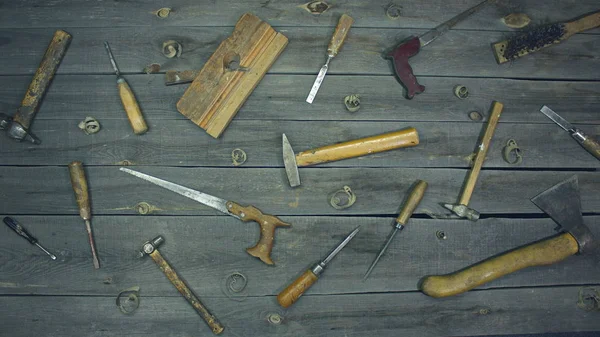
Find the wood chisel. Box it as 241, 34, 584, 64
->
363, 180, 427, 280
104, 41, 148, 135
540, 106, 600, 161
3, 217, 57, 260
306, 14, 354, 104
277, 226, 360, 308
386, 0, 494, 99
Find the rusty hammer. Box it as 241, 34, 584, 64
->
443, 101, 504, 221
282, 128, 419, 187
140, 236, 224, 334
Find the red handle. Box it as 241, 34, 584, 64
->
386, 37, 425, 99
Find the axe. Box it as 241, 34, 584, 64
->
420, 175, 595, 298
282, 128, 419, 187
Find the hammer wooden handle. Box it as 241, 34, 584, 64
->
420, 232, 579, 298
327, 14, 354, 57
396, 180, 428, 225
226, 201, 291, 265
68, 161, 91, 220
118, 77, 148, 135
295, 127, 419, 167
277, 269, 318, 308
458, 101, 503, 206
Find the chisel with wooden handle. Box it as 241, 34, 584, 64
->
104, 42, 148, 135
283, 127, 419, 187
277, 226, 360, 308
68, 161, 100, 269
306, 14, 354, 104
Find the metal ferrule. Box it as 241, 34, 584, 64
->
394, 222, 405, 231
311, 262, 326, 276
571, 129, 586, 143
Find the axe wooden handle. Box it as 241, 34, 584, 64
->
420, 232, 579, 298
295, 127, 419, 167
327, 14, 354, 57
458, 101, 503, 206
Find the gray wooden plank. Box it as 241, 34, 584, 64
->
1, 27, 599, 80
1, 119, 599, 168
1, 0, 599, 31
0, 215, 598, 296
0, 167, 597, 216
2, 74, 600, 125
2, 287, 600, 337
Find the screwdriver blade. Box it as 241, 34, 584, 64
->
104, 41, 121, 76
321, 226, 361, 266
35, 243, 57, 260
363, 226, 402, 280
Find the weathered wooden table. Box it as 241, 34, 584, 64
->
1, 1, 599, 336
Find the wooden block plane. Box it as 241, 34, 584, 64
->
176, 13, 288, 138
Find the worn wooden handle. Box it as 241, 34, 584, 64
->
458, 101, 503, 206
68, 161, 91, 220
226, 202, 291, 265
420, 233, 579, 298
295, 127, 419, 167
566, 11, 600, 34
118, 78, 148, 135
396, 180, 428, 225
327, 14, 354, 57
277, 269, 318, 308
579, 136, 600, 160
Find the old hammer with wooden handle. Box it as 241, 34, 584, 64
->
282, 127, 419, 187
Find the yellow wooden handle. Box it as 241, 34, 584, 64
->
277, 269, 318, 308
118, 78, 148, 135
581, 137, 600, 160
566, 11, 600, 34
68, 161, 91, 220
420, 233, 579, 298
396, 180, 427, 225
327, 14, 354, 57
295, 127, 419, 167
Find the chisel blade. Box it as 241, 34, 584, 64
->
306, 57, 331, 104
540, 105, 575, 132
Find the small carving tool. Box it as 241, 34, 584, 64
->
68, 161, 100, 269
3, 217, 57, 260
540, 106, 600, 161
277, 226, 360, 308
441, 101, 504, 221
104, 41, 148, 135
282, 127, 419, 187
121, 168, 290, 265
363, 180, 427, 280
0, 30, 71, 144
492, 11, 600, 64
140, 236, 224, 334
421, 176, 595, 298
385, 0, 494, 99
306, 14, 354, 104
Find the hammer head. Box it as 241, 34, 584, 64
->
531, 176, 594, 253
139, 236, 165, 257
443, 203, 480, 221
282, 134, 300, 187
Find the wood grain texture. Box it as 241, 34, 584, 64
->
395, 180, 427, 225
0, 216, 598, 297
2, 287, 600, 337
117, 79, 148, 135
0, 167, 598, 216
0, 28, 598, 79
327, 14, 353, 57
277, 269, 318, 308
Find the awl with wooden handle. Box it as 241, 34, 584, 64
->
283, 127, 419, 187
104, 42, 148, 135
68, 161, 100, 269
277, 226, 360, 308
306, 14, 354, 104
363, 180, 428, 280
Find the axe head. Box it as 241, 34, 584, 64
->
282, 134, 300, 187
531, 175, 594, 253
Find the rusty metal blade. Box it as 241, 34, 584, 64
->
531, 175, 583, 233
282, 134, 300, 187
165, 70, 200, 85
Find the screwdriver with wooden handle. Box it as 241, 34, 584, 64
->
306, 14, 354, 104
104, 41, 148, 135
68, 161, 100, 269
363, 180, 428, 280
277, 226, 360, 308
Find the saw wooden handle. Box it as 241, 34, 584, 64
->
68, 161, 91, 221
386, 36, 425, 99
226, 201, 291, 265
458, 101, 503, 206
396, 180, 428, 225
295, 127, 419, 167
420, 233, 579, 298
565, 11, 600, 35
327, 14, 354, 57
118, 78, 148, 135
277, 269, 318, 308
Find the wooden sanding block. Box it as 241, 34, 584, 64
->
176, 13, 288, 138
